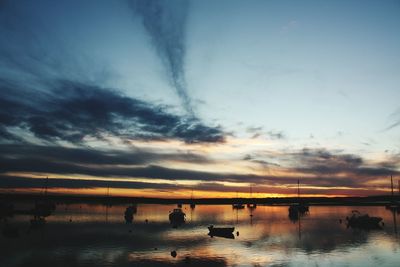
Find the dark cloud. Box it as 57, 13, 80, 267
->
0, 80, 225, 144
0, 144, 210, 166
0, 1, 224, 144
292, 148, 363, 174
242, 154, 280, 168
0, 175, 180, 191
241, 147, 399, 190
130, 0, 193, 115
1, 145, 398, 191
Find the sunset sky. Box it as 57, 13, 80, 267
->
0, 0, 399, 198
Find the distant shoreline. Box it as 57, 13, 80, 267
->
1, 193, 399, 206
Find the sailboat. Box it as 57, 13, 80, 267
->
386, 175, 400, 211
246, 185, 257, 209
288, 179, 309, 218
190, 189, 196, 209
232, 191, 245, 209
33, 176, 56, 218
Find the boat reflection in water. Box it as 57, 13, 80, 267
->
208, 225, 235, 239
346, 210, 383, 230
169, 208, 185, 227
1, 204, 400, 267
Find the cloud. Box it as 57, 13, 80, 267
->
0, 144, 211, 166
266, 130, 285, 140
0, 80, 225, 144
0, 1, 225, 145
246, 126, 285, 140
130, 0, 193, 115
291, 148, 365, 174
0, 175, 180, 191
242, 147, 399, 189
383, 107, 400, 131
1, 145, 398, 192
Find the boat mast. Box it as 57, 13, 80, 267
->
297, 179, 300, 201
44, 176, 49, 197
391, 175, 394, 197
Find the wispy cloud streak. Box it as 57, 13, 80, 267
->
130, 0, 193, 115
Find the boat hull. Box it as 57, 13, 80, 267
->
208, 226, 235, 238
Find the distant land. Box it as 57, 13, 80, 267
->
1, 193, 399, 206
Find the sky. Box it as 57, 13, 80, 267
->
0, 0, 399, 198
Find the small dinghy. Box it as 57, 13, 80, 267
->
208, 225, 235, 239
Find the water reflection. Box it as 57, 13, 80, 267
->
0, 204, 399, 266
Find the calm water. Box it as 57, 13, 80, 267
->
1, 204, 399, 267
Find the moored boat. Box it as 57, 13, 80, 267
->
288, 179, 309, 218
169, 208, 186, 224
208, 225, 235, 239
346, 210, 383, 229
124, 205, 137, 223
232, 203, 245, 209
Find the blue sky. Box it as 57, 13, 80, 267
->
0, 0, 399, 197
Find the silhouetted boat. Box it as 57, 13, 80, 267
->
289, 204, 309, 214
346, 210, 383, 229
169, 208, 186, 224
232, 203, 245, 209
246, 185, 257, 209
288, 179, 309, 217
34, 176, 56, 217
190, 190, 196, 209
247, 203, 257, 209
34, 201, 56, 217
385, 175, 400, 212
208, 225, 235, 239
124, 205, 137, 223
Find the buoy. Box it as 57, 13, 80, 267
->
236, 231, 239, 236
171, 251, 177, 258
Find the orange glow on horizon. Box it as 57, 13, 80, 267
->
1, 186, 392, 198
